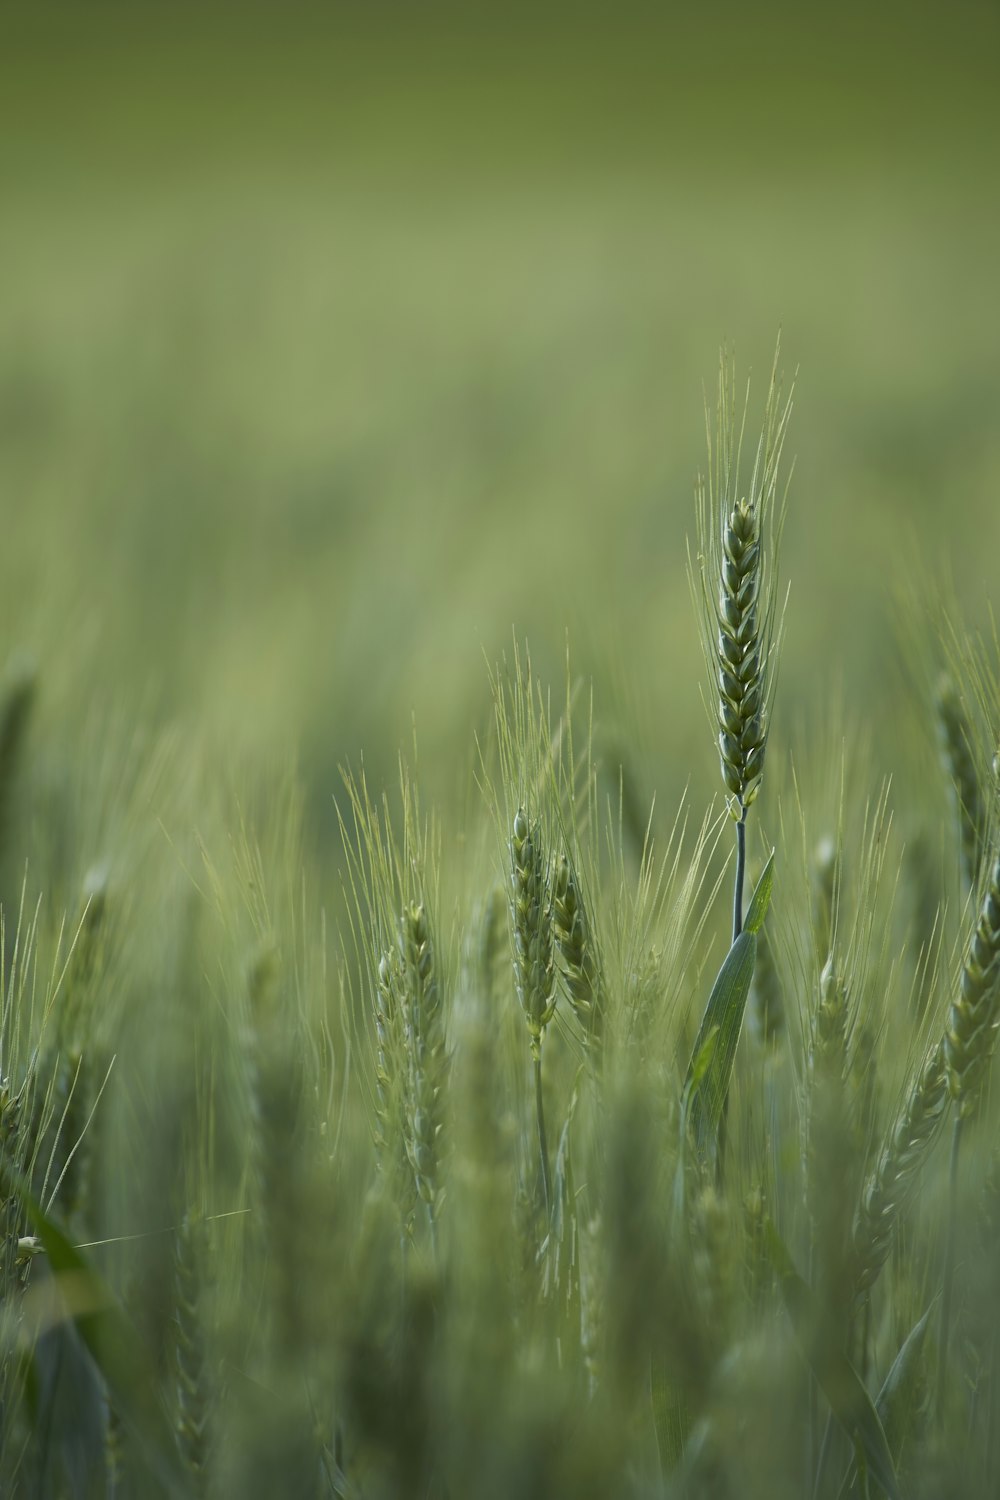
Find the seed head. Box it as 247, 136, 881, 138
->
510, 807, 556, 1059
945, 845, 1000, 1115
552, 852, 603, 1049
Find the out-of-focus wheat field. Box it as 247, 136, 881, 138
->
3, 3, 998, 852
6, 10, 1000, 1500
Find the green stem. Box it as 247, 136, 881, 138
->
938, 1114, 964, 1414
534, 1050, 552, 1220
733, 806, 747, 943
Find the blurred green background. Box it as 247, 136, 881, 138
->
2, 2, 999, 856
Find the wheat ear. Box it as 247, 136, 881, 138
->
552, 853, 603, 1056
852, 1039, 948, 1300
692, 345, 790, 949
173, 1213, 212, 1493
511, 807, 556, 1214
939, 841, 1000, 1405
398, 900, 447, 1230
374, 946, 418, 1237
944, 844, 1000, 1114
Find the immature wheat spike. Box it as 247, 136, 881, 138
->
173, 1214, 212, 1492
944, 844, 1000, 1115
807, 957, 851, 1283
810, 957, 849, 1085
852, 1040, 948, 1298
936, 673, 986, 891
511, 808, 556, 1060
375, 947, 418, 1233
715, 498, 767, 811
552, 853, 603, 1050
398, 901, 447, 1211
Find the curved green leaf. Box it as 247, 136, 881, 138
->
876, 1301, 934, 1452
3, 1165, 190, 1498
743, 849, 775, 935
838, 1301, 935, 1498
684, 930, 757, 1153
765, 1220, 900, 1500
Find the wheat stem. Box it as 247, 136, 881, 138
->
733, 810, 747, 944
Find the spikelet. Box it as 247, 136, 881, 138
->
852, 1040, 949, 1299
551, 853, 603, 1053
510, 808, 556, 1061
944, 844, 1000, 1115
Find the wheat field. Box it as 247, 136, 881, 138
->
2, 6, 1000, 1497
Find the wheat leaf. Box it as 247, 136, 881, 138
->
685, 930, 757, 1152
4, 1167, 191, 1499
743, 849, 775, 934
766, 1220, 900, 1500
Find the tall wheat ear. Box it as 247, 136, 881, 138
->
690, 339, 792, 942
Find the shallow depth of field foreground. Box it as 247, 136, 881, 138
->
3, 7, 1000, 1499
